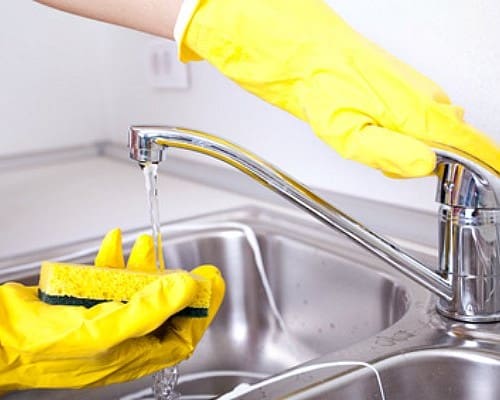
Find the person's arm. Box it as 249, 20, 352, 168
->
34, 0, 182, 39
36, 0, 500, 177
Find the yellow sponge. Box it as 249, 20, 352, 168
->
38, 229, 211, 317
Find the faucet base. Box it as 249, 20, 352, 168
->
437, 299, 500, 323
437, 206, 500, 323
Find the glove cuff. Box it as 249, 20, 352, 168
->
174, 0, 203, 61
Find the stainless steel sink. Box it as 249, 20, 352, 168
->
320, 349, 500, 400
257, 348, 500, 400
0, 207, 422, 399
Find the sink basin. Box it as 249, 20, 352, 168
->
0, 207, 415, 399
274, 348, 500, 400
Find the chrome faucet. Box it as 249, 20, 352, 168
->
129, 126, 500, 323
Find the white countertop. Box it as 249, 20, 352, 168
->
0, 156, 271, 260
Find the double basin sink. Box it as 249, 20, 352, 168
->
2, 207, 500, 399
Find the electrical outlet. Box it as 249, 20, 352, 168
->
146, 39, 189, 89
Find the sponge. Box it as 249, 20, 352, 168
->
38, 229, 211, 317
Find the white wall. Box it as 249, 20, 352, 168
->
2, 1, 499, 213
0, 1, 112, 156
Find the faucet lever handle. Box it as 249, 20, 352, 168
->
434, 146, 500, 209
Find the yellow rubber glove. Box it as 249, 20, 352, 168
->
177, 0, 500, 177
94, 228, 126, 268
126, 233, 157, 272
0, 235, 225, 391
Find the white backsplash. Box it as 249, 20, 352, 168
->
0, 1, 112, 155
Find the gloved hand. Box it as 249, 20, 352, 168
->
0, 232, 225, 391
176, 0, 500, 177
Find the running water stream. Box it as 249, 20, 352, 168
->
142, 163, 165, 271
142, 163, 180, 400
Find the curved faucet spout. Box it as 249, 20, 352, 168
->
129, 125, 452, 302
